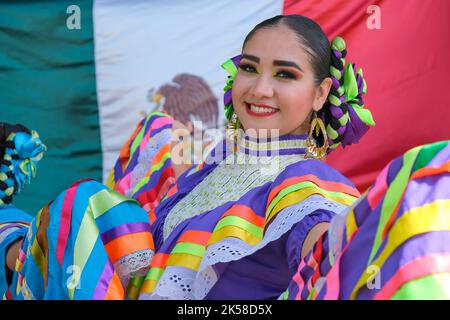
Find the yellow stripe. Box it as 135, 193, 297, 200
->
71, 206, 98, 300
267, 187, 355, 224
208, 225, 262, 246
166, 252, 203, 270
351, 200, 450, 299
140, 279, 158, 294
346, 208, 358, 242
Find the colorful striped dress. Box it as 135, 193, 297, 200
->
283, 140, 450, 300
0, 112, 360, 300
2, 111, 448, 300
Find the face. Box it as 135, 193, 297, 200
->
232, 24, 331, 137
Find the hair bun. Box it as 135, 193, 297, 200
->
319, 36, 375, 150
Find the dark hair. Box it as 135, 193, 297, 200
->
242, 14, 331, 86
237, 15, 374, 150
0, 123, 30, 159
0, 123, 45, 206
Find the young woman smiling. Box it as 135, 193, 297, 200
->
2, 15, 449, 300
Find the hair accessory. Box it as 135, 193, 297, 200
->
0, 128, 46, 206
319, 36, 375, 151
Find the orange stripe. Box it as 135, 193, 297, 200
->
150, 253, 170, 268
176, 230, 212, 246
145, 144, 172, 177
148, 209, 156, 225
267, 174, 359, 205
221, 204, 265, 228
104, 271, 125, 300
166, 184, 178, 198
411, 161, 450, 180
104, 232, 154, 262
119, 121, 143, 172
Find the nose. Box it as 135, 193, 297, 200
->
249, 74, 274, 99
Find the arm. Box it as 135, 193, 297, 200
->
6, 239, 21, 271
301, 222, 329, 260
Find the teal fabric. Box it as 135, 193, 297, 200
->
0, 0, 102, 215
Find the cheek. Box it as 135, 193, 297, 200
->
280, 89, 315, 116
231, 76, 250, 117
231, 75, 247, 103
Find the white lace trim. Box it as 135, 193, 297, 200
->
193, 195, 348, 299
139, 266, 197, 300
114, 249, 154, 286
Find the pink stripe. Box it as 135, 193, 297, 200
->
294, 260, 307, 300
141, 176, 176, 212
374, 253, 450, 300
55, 179, 92, 266
115, 173, 131, 194
323, 256, 341, 300
367, 163, 390, 209
140, 117, 173, 153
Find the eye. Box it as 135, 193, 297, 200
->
239, 63, 257, 73
275, 70, 297, 80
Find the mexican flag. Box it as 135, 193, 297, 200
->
1, 0, 448, 215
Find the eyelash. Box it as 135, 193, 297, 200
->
238, 64, 297, 80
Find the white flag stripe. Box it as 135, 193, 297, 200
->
93, 0, 283, 181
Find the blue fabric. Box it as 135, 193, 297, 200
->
0, 205, 32, 298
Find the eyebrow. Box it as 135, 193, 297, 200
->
273, 60, 304, 72
241, 54, 260, 63
241, 54, 304, 73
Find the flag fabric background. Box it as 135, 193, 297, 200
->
0, 0, 448, 215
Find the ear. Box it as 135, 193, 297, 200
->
313, 77, 332, 112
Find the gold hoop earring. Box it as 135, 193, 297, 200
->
226, 112, 242, 153
306, 113, 329, 160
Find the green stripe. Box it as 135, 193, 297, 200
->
90, 188, 136, 219
146, 267, 165, 281
171, 242, 206, 257
131, 152, 171, 194
129, 116, 151, 158
368, 146, 422, 264
391, 273, 450, 300
0, 1, 101, 216
412, 141, 449, 172
266, 181, 356, 217
213, 215, 263, 238
71, 188, 134, 299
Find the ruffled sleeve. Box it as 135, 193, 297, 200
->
286, 208, 334, 273
0, 206, 32, 298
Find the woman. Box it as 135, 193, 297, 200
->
0, 123, 46, 299
107, 15, 371, 300
2, 14, 447, 300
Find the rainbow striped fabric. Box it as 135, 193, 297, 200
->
136, 149, 359, 299
2, 179, 153, 300
106, 112, 176, 213
283, 140, 450, 300
0, 206, 32, 299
